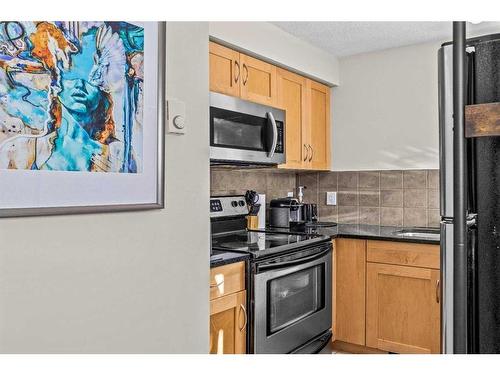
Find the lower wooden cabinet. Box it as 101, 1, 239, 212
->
366, 263, 440, 354
333, 239, 366, 345
333, 239, 441, 354
210, 290, 247, 354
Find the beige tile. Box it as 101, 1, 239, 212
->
319, 205, 338, 222
319, 172, 338, 190
359, 171, 380, 189
380, 170, 403, 189
427, 209, 440, 228
359, 190, 380, 207
380, 189, 403, 207
403, 208, 427, 227
338, 190, 358, 206
359, 207, 380, 225
428, 189, 440, 209
380, 207, 404, 227
403, 170, 427, 189
338, 172, 358, 189
403, 189, 427, 208
428, 169, 439, 189
338, 206, 359, 224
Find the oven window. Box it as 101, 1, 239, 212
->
267, 265, 325, 335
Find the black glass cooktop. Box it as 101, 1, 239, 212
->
211, 229, 329, 258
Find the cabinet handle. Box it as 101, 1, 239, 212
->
242, 64, 248, 86
308, 145, 313, 162
303, 144, 308, 161
234, 61, 240, 84
436, 279, 440, 303
210, 280, 224, 288
238, 303, 248, 332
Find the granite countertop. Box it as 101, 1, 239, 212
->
314, 224, 440, 245
210, 250, 251, 268
210, 224, 440, 268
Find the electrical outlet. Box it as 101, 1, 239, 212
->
287, 191, 294, 197
326, 192, 337, 206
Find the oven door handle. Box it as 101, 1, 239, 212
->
257, 246, 330, 272
266, 111, 278, 158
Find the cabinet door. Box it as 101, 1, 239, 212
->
210, 290, 247, 354
366, 263, 441, 354
307, 80, 331, 170
209, 42, 241, 97
277, 68, 307, 169
333, 239, 366, 345
240, 53, 277, 106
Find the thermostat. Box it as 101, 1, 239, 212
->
167, 99, 186, 134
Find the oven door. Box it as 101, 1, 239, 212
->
253, 244, 332, 354
210, 92, 285, 165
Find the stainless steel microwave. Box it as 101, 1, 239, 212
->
210, 92, 286, 165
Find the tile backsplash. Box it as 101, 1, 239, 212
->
210, 168, 440, 228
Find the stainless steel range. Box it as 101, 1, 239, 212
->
210, 195, 332, 354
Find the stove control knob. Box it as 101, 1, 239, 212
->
238, 200, 245, 207
231, 201, 238, 208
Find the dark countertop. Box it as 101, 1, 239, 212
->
210, 250, 251, 268
210, 224, 440, 268
313, 224, 440, 245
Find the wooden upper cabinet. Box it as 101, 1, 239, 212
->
307, 80, 331, 170
277, 68, 307, 169
239, 53, 277, 106
333, 239, 367, 346
210, 290, 247, 354
366, 263, 441, 354
209, 42, 241, 97
208, 42, 331, 171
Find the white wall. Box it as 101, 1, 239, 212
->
209, 22, 339, 86
332, 41, 442, 171
0, 22, 210, 353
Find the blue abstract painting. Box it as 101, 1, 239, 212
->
0, 21, 144, 173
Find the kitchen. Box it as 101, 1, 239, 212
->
1, 3, 500, 369
207, 21, 500, 355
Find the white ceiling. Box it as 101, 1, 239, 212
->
272, 22, 500, 57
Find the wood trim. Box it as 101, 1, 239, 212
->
377, 339, 430, 354
332, 340, 387, 354
210, 261, 245, 301
465, 102, 500, 138
367, 240, 440, 269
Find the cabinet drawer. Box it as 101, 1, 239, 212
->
367, 240, 440, 269
210, 261, 245, 300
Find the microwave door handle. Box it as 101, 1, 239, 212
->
267, 111, 278, 158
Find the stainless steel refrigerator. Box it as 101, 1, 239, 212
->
439, 33, 500, 354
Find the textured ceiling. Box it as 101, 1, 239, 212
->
272, 22, 500, 57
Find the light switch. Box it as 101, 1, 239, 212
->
167, 98, 186, 134
326, 192, 337, 206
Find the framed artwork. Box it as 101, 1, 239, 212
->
0, 21, 165, 217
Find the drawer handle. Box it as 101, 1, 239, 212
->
436, 279, 440, 303
238, 303, 247, 332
